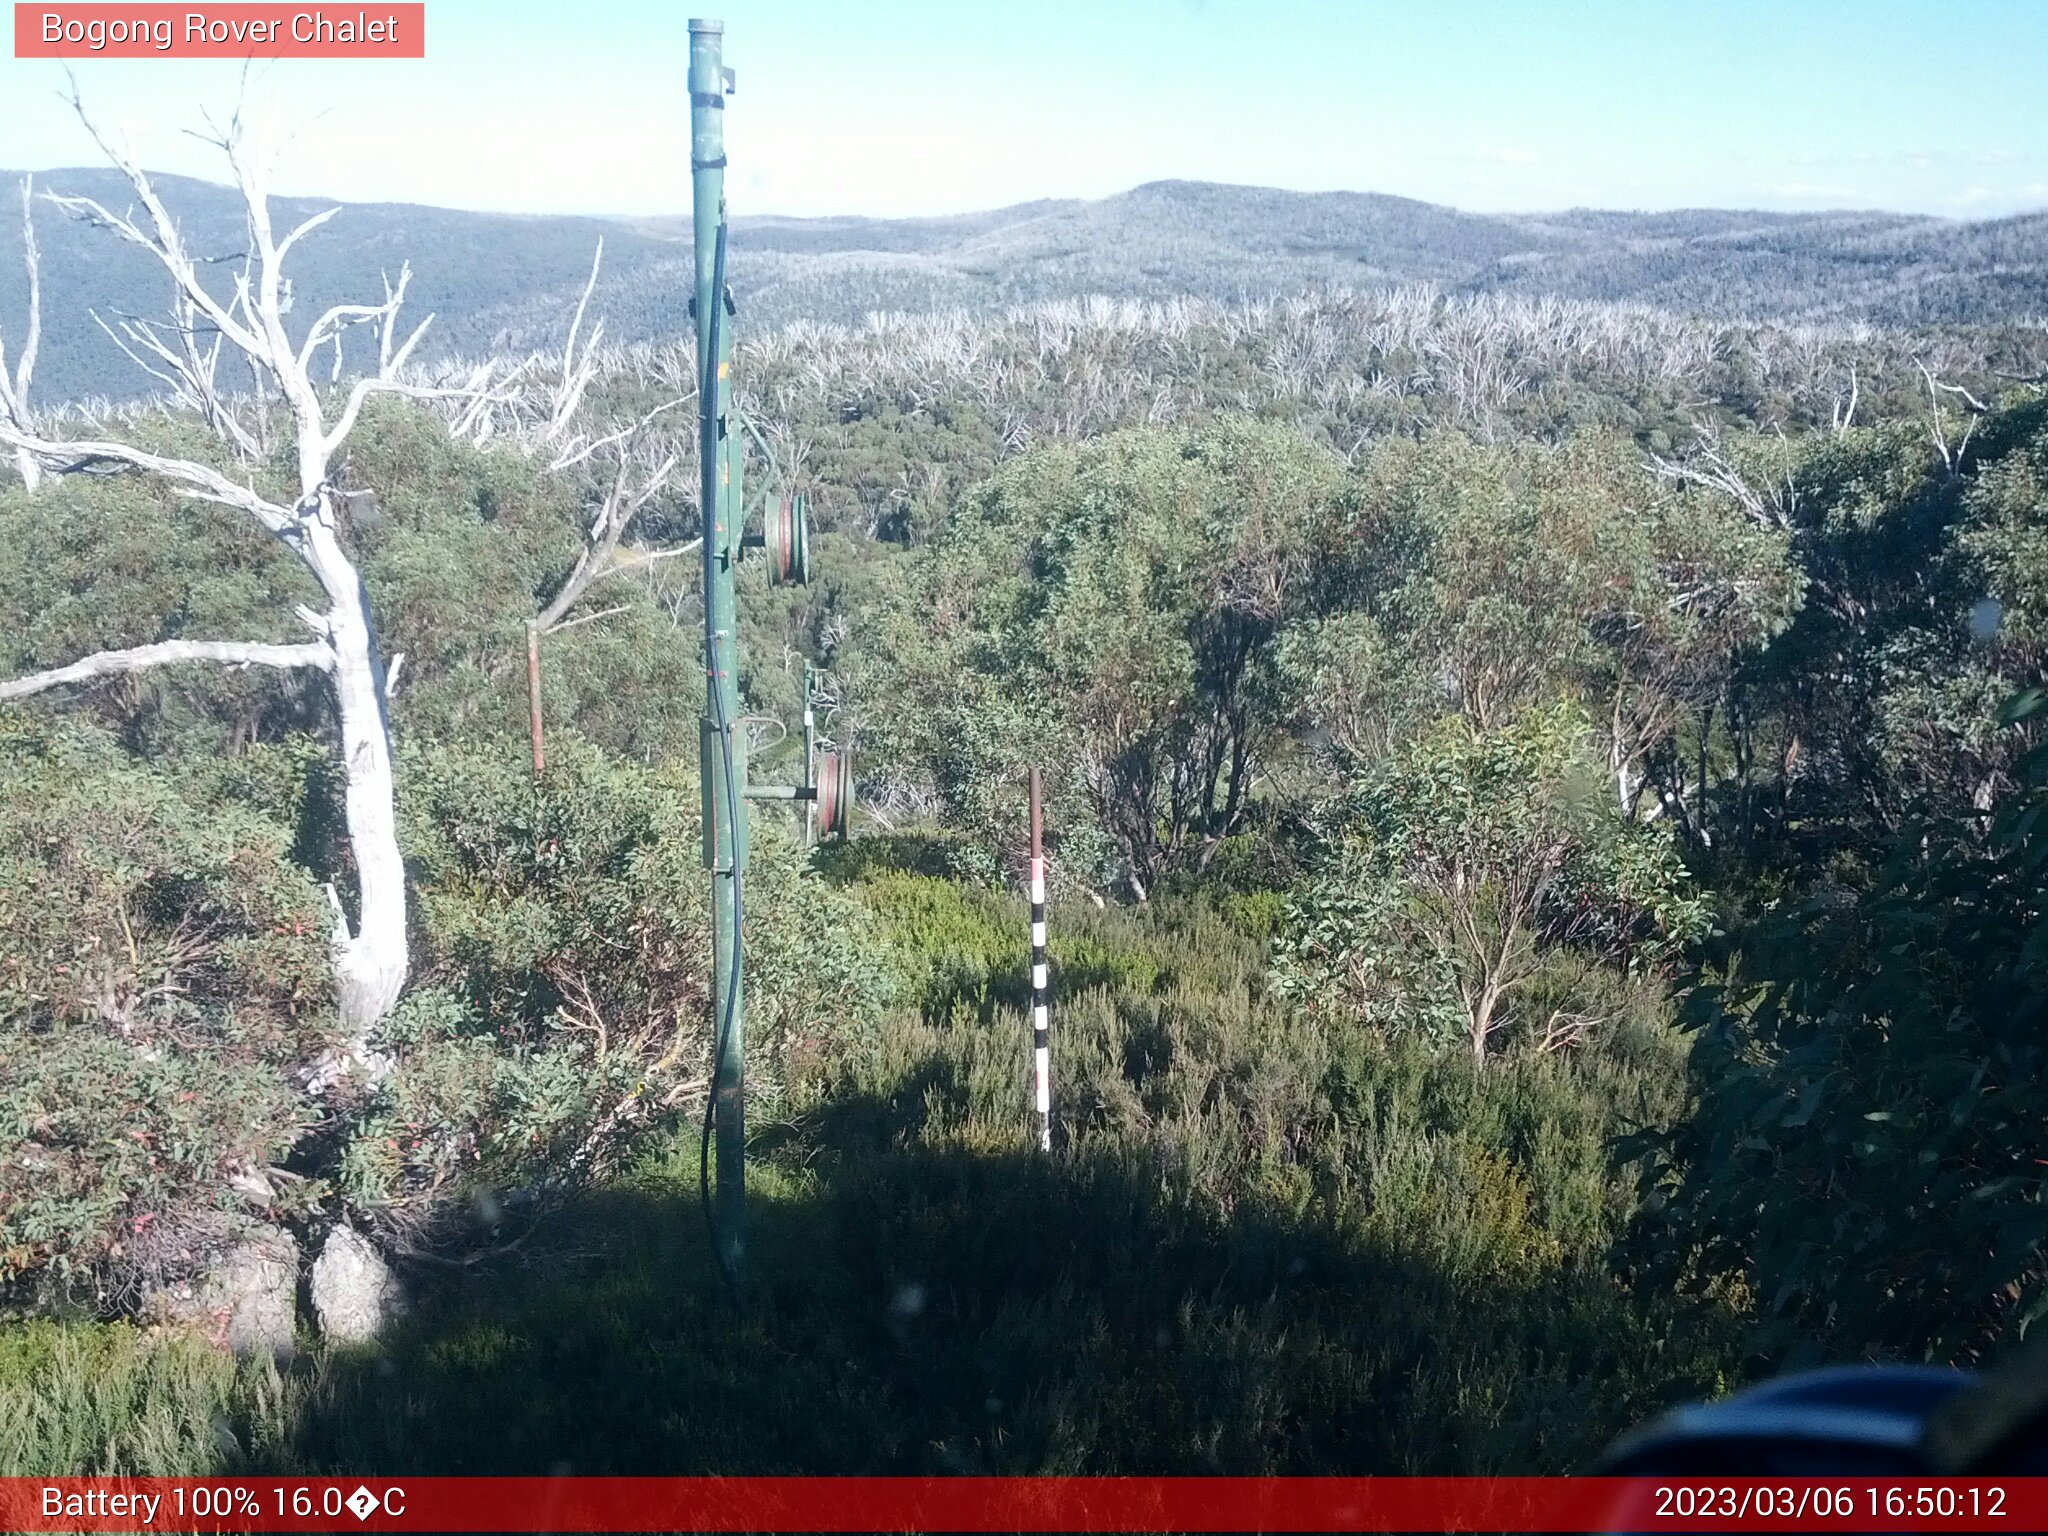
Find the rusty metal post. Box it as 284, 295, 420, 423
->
1028, 767, 1051, 1152
803, 663, 817, 846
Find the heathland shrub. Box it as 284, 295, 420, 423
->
1, 711, 895, 1297
1635, 694, 2048, 1365
0, 717, 333, 1301
350, 732, 896, 1245
1274, 704, 1708, 1060
774, 890, 1719, 1474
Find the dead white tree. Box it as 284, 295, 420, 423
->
1831, 364, 1860, 435
1918, 360, 1986, 477
525, 416, 690, 773
542, 240, 607, 458
504, 240, 696, 773
1645, 423, 1800, 535
536, 428, 689, 634
0, 175, 41, 491
91, 285, 263, 459
0, 88, 498, 1060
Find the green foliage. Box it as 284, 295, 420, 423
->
1297, 431, 1797, 778
346, 733, 894, 1230
278, 897, 1717, 1478
346, 397, 702, 762
0, 458, 324, 757
854, 420, 1352, 892
0, 1320, 299, 1476
0, 717, 331, 1291
1699, 396, 2048, 871
7, 255, 2048, 1469
1637, 695, 2048, 1366
849, 870, 1167, 1022
850, 871, 1022, 1019
0, 890, 1727, 1479
1275, 705, 1708, 1059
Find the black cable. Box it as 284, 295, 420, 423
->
698, 215, 744, 1309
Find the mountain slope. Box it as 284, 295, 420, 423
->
0, 172, 2042, 403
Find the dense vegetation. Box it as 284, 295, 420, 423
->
1, 248, 2043, 1477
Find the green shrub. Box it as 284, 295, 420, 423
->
353, 732, 895, 1240
1635, 694, 2048, 1365
0, 1320, 300, 1476
850, 871, 1021, 1018
774, 891, 1723, 1473
0, 717, 332, 1296
1274, 704, 1708, 1060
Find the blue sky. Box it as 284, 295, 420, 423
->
3, 0, 2045, 219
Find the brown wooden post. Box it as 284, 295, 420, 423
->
526, 621, 545, 776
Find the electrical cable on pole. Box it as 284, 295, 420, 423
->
688, 18, 844, 1305
690, 18, 746, 1306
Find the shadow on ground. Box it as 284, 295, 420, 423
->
277, 1089, 1723, 1478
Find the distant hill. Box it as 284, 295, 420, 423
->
1, 170, 2044, 403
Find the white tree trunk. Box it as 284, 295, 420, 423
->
0, 638, 331, 698
301, 508, 408, 1037
3, 92, 520, 1058
2, 175, 42, 492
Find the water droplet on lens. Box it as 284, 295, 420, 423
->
889, 1280, 928, 1317
1970, 597, 2003, 641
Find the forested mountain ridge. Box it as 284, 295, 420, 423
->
3, 168, 2045, 402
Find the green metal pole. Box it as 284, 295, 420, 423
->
690, 16, 745, 1299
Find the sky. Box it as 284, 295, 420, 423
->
2, 0, 2045, 221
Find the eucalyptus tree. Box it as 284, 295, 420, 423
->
1275, 703, 1710, 1061
1309, 432, 1800, 822
864, 420, 1351, 895
0, 94, 501, 1061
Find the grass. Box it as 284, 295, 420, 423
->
0, 889, 1740, 1477
0, 1321, 299, 1476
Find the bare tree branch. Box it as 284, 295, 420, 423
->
1919, 360, 1986, 475
581, 537, 702, 587
1645, 423, 1799, 534
536, 445, 681, 633
1831, 363, 1859, 435
12, 176, 37, 407
0, 420, 294, 529
0, 638, 333, 700
543, 604, 631, 637
547, 393, 690, 473
45, 79, 267, 363
533, 240, 610, 453
273, 202, 340, 265
88, 301, 264, 459
323, 372, 507, 462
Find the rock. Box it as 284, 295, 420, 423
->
226, 1165, 277, 1208
311, 1226, 402, 1344
150, 1224, 299, 1361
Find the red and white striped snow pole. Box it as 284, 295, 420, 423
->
1028, 767, 1052, 1153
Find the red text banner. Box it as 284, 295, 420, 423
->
1, 1476, 2045, 1532
14, 5, 425, 58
